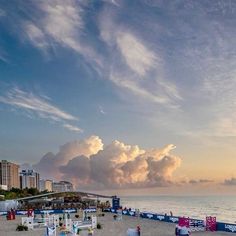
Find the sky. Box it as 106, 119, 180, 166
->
0, 0, 236, 195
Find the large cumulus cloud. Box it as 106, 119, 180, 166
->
33, 135, 103, 179
34, 136, 181, 189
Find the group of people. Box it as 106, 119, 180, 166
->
6, 209, 16, 220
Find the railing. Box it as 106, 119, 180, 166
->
103, 208, 236, 233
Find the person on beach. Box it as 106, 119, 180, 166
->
137, 225, 141, 236
179, 226, 190, 236
175, 225, 180, 236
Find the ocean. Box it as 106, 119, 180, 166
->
120, 195, 236, 223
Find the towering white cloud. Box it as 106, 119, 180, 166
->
33, 136, 103, 179
60, 155, 91, 186
34, 136, 181, 189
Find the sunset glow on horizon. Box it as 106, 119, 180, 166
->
1, 0, 236, 195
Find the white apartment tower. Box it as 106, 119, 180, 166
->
20, 169, 40, 190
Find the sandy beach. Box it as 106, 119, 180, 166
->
0, 213, 234, 236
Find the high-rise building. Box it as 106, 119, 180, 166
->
45, 179, 53, 192
0, 160, 20, 190
52, 181, 74, 192
39, 179, 53, 192
39, 179, 45, 192
20, 170, 40, 190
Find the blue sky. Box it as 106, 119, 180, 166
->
1, 0, 236, 192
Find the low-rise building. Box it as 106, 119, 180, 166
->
39, 179, 53, 192
52, 181, 73, 192
0, 185, 7, 190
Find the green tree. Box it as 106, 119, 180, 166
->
27, 188, 39, 196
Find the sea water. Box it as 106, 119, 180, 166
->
121, 195, 236, 223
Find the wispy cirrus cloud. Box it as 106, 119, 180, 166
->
22, 0, 103, 69
201, 58, 236, 137
110, 73, 170, 105
10, 0, 181, 110
0, 87, 76, 121
23, 23, 49, 55
0, 8, 5, 17
0, 8, 9, 63
63, 124, 82, 133
99, 105, 106, 115
102, 0, 119, 7
0, 47, 9, 63
22, 0, 82, 53
0, 87, 81, 133
39, 0, 83, 51
99, 12, 182, 109
0, 53, 8, 63
116, 32, 157, 77
4, 0, 236, 138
